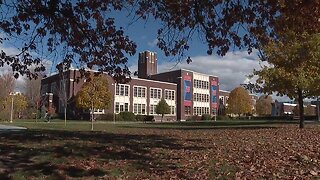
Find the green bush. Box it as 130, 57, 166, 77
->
135, 115, 154, 122
186, 115, 202, 121
215, 115, 231, 120
144, 115, 154, 122
116, 114, 124, 121
201, 114, 212, 120
186, 116, 193, 121
135, 115, 145, 121
119, 112, 135, 121
95, 113, 114, 121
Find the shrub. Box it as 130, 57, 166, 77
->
95, 113, 114, 121
135, 115, 154, 122
135, 115, 145, 121
116, 114, 124, 121
119, 112, 135, 121
144, 115, 154, 122
215, 115, 231, 120
186, 115, 202, 121
186, 116, 193, 121
201, 114, 212, 120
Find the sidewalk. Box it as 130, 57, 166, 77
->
0, 124, 27, 131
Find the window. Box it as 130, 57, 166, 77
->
194, 106, 209, 115
115, 102, 120, 113
150, 105, 156, 115
219, 96, 225, 105
134, 86, 146, 97
170, 106, 175, 115
165, 90, 175, 100
194, 93, 209, 102
133, 103, 146, 114
185, 106, 191, 115
150, 88, 162, 99
194, 79, 209, 89
125, 103, 129, 111
115, 102, 129, 113
225, 96, 229, 106
116, 84, 130, 96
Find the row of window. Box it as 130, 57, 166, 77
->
194, 107, 210, 115
133, 103, 146, 114
117, 84, 175, 100
193, 93, 210, 102
219, 96, 229, 105
115, 102, 129, 113
131, 103, 175, 115
116, 102, 175, 115
194, 79, 209, 89
133, 86, 146, 97
164, 90, 175, 100
116, 84, 129, 96
184, 106, 210, 115
150, 88, 162, 99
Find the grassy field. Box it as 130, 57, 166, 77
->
0, 119, 320, 179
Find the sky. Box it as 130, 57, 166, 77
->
0, 8, 291, 101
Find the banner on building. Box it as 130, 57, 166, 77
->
211, 79, 218, 109
184, 75, 192, 106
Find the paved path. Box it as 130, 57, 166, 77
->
0, 124, 27, 131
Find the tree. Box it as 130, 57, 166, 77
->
256, 95, 273, 116
254, 32, 320, 128
76, 74, 112, 130
12, 93, 28, 119
0, 73, 16, 120
55, 63, 70, 126
23, 75, 42, 119
227, 87, 252, 117
155, 98, 170, 122
1, 1, 320, 80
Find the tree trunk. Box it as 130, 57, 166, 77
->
91, 101, 94, 131
161, 114, 163, 122
64, 106, 67, 127
297, 88, 304, 129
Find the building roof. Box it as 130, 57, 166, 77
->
43, 68, 177, 86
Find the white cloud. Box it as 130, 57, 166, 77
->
0, 44, 53, 92
129, 50, 293, 101
156, 50, 263, 91
147, 39, 158, 47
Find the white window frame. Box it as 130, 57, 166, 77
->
115, 84, 130, 96
133, 86, 147, 98
133, 103, 146, 115
164, 89, 175, 101
150, 88, 162, 99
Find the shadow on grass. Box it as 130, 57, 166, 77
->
0, 129, 203, 179
118, 120, 299, 130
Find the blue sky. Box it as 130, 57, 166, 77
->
0, 9, 292, 101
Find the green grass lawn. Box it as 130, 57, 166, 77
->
3, 118, 301, 131
0, 119, 319, 179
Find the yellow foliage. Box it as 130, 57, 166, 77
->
76, 74, 112, 111
227, 87, 252, 116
